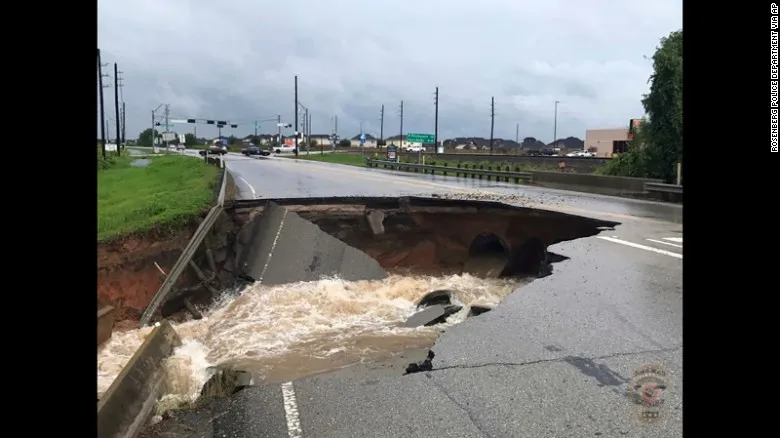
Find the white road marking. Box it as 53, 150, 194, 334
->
646, 238, 683, 248
281, 382, 303, 438
663, 237, 682, 243
597, 236, 682, 259
237, 175, 257, 199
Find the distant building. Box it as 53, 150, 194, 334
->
585, 128, 629, 157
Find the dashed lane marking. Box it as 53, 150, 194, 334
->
646, 238, 683, 248
281, 382, 303, 438
597, 236, 682, 259
663, 237, 682, 243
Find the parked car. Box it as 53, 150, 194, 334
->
199, 145, 227, 156
242, 145, 270, 156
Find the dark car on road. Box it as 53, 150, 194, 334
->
199, 145, 228, 156
242, 145, 270, 156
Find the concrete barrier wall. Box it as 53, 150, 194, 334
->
527, 171, 663, 196
98, 306, 115, 347
398, 152, 610, 173
98, 321, 181, 438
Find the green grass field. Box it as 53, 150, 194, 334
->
97, 152, 220, 242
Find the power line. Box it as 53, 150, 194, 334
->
434, 86, 439, 154
398, 100, 404, 148
97, 49, 107, 159
113, 63, 121, 155
490, 96, 495, 155
379, 105, 384, 147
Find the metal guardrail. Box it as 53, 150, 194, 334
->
217, 162, 227, 206
367, 159, 533, 183
644, 182, 683, 194
139, 161, 228, 327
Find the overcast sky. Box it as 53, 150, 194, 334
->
98, 0, 681, 142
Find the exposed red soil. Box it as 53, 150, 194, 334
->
97, 225, 200, 329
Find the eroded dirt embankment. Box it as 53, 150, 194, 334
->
98, 226, 201, 329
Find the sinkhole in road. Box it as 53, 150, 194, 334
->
97, 196, 618, 413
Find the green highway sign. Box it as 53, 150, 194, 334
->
406, 133, 435, 143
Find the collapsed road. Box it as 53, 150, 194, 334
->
101, 152, 683, 438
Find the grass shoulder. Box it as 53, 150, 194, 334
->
98, 153, 220, 243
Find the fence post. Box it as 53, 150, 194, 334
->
676, 162, 682, 185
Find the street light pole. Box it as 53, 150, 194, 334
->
151, 103, 164, 149
294, 75, 299, 157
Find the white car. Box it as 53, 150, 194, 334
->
273, 145, 297, 153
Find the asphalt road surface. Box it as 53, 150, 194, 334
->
165, 151, 683, 438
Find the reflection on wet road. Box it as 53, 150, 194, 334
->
224, 154, 682, 224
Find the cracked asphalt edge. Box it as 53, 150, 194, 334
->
425, 345, 683, 374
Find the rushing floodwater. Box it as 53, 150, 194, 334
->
97, 274, 524, 408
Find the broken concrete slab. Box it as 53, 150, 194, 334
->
366, 210, 386, 235
198, 368, 254, 405
237, 202, 387, 284
403, 304, 463, 327
417, 290, 452, 308
467, 303, 493, 317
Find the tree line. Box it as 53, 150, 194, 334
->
599, 30, 682, 183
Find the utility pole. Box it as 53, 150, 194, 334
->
115, 66, 125, 150
515, 122, 520, 155
553, 100, 560, 147
489, 97, 495, 155
121, 102, 126, 147
308, 113, 312, 154
254, 120, 258, 137
434, 86, 439, 153
399, 100, 404, 148
97, 49, 107, 159
294, 75, 299, 157
379, 105, 384, 150
304, 109, 309, 154
113, 63, 121, 156
163, 104, 171, 149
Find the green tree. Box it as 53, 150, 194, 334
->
600, 30, 682, 182
338, 139, 351, 148
138, 128, 160, 147
227, 135, 240, 145
184, 133, 197, 147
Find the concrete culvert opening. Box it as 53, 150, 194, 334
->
501, 238, 549, 278
468, 233, 509, 258
463, 233, 510, 278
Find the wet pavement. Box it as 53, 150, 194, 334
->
153, 150, 683, 437
221, 154, 681, 225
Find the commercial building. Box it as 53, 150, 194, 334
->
584, 128, 629, 158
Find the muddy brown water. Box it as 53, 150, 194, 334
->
97, 273, 526, 408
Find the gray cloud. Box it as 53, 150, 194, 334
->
98, 0, 681, 142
